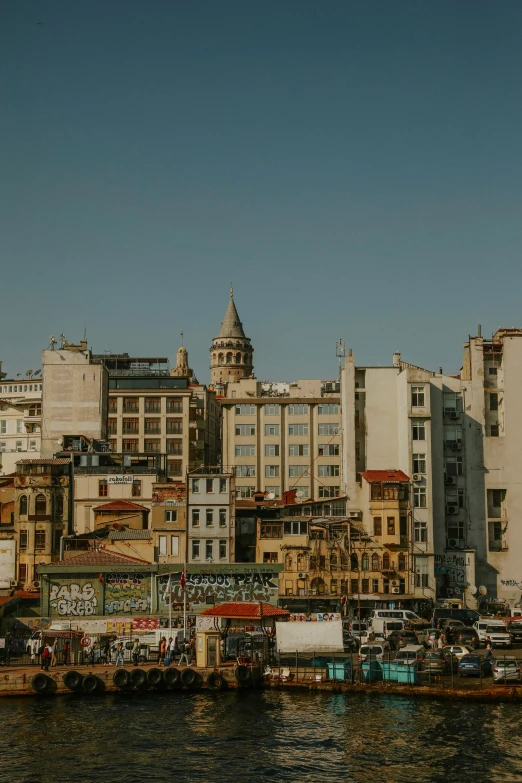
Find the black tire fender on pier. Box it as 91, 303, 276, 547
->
180, 667, 197, 688
112, 668, 131, 690
32, 673, 55, 694
206, 672, 227, 691
63, 670, 84, 692
129, 668, 148, 689
82, 674, 103, 694
163, 667, 181, 688
235, 665, 253, 685
146, 667, 164, 688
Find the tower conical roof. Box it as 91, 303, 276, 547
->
218, 286, 246, 338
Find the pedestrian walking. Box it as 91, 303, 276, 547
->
30, 638, 39, 665
89, 642, 96, 667
179, 639, 189, 666
189, 636, 196, 664
41, 643, 51, 672
437, 635, 443, 650
158, 636, 167, 665
62, 640, 70, 666
50, 639, 57, 667
103, 638, 112, 664
168, 637, 175, 662
132, 638, 140, 666
115, 642, 125, 667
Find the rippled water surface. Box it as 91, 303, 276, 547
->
3, 690, 522, 783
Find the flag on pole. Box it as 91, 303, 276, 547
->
180, 568, 186, 590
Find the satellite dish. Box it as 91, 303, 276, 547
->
56, 437, 64, 446
295, 491, 305, 498
26, 370, 33, 377
266, 493, 275, 500
478, 585, 487, 596
468, 585, 478, 595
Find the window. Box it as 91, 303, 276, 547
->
206, 479, 214, 493
350, 553, 358, 571
288, 404, 308, 415
490, 424, 500, 437
166, 419, 183, 434
165, 510, 177, 522
19, 495, 27, 515
489, 393, 499, 411
488, 489, 506, 518
317, 404, 339, 415
144, 398, 161, 413
443, 392, 462, 413
361, 553, 369, 571
331, 579, 338, 594
387, 517, 395, 535
219, 509, 227, 527
263, 552, 278, 563
122, 417, 139, 434
219, 478, 227, 494
288, 424, 307, 436
236, 486, 255, 499
0, 442, 6, 452
0, 421, 5, 435
318, 423, 339, 435
237, 465, 256, 477
351, 578, 359, 594
35, 494, 46, 515
289, 465, 309, 478
265, 486, 281, 499
166, 398, 183, 414
171, 536, 179, 556
361, 579, 369, 594
123, 398, 139, 413
122, 439, 139, 452
16, 420, 23, 434
206, 509, 214, 526
132, 480, 141, 497
444, 427, 462, 445
206, 540, 213, 559
192, 509, 200, 527
191, 479, 200, 493
108, 398, 117, 413
412, 421, 426, 440
19, 564, 27, 583
264, 403, 280, 415
159, 535, 167, 556
219, 540, 227, 559
108, 418, 117, 435
19, 530, 28, 550
144, 439, 161, 453
415, 557, 429, 587
319, 486, 339, 498
144, 418, 161, 434
265, 465, 280, 478
16, 441, 23, 451
414, 521, 428, 543
264, 424, 279, 436
318, 465, 339, 477
236, 425, 256, 436
373, 517, 382, 536
166, 439, 183, 455
398, 552, 406, 571
372, 579, 379, 593
236, 445, 256, 456
236, 404, 256, 415
413, 454, 426, 474
445, 457, 463, 477
411, 386, 425, 407
414, 487, 427, 508
319, 444, 339, 456
35, 530, 46, 549
265, 444, 280, 456
371, 553, 380, 570
192, 540, 200, 559
168, 460, 183, 477
400, 516, 408, 536
284, 521, 308, 535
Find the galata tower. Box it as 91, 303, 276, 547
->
210, 286, 254, 385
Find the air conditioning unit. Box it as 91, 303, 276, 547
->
348, 511, 360, 519
391, 580, 399, 586
446, 506, 457, 515
391, 587, 400, 594
445, 476, 455, 485
9, 580, 17, 588
412, 474, 420, 482
447, 538, 464, 549
298, 572, 308, 580
31, 580, 41, 589
451, 442, 461, 451
449, 411, 459, 420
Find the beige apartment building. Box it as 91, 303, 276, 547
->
0, 363, 43, 474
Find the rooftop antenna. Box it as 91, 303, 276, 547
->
335, 337, 346, 374
49, 336, 56, 350
180, 332, 184, 347
83, 324, 87, 342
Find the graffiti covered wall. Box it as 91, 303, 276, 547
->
104, 572, 151, 615
158, 566, 281, 612
49, 579, 102, 617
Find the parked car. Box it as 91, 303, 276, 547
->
342, 633, 360, 652
506, 622, 522, 643
349, 622, 368, 642
421, 650, 458, 675
473, 619, 508, 644
492, 657, 522, 683
442, 644, 474, 661
394, 645, 424, 665
387, 630, 419, 651
358, 642, 391, 662
360, 631, 387, 645
458, 653, 492, 677
453, 627, 480, 648
440, 619, 465, 633
483, 625, 512, 649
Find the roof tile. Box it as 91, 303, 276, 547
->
200, 601, 290, 619
94, 499, 150, 512
360, 469, 410, 483
50, 550, 150, 567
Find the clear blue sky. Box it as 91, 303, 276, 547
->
2, 1, 522, 382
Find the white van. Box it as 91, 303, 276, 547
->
369, 609, 421, 626
369, 618, 406, 637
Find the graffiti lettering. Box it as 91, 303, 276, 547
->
50, 581, 98, 617
104, 572, 151, 615
159, 570, 279, 610
501, 580, 522, 589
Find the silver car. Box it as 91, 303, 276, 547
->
492, 657, 522, 683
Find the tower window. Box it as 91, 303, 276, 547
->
235, 353, 241, 364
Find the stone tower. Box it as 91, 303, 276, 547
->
210, 287, 254, 385
171, 345, 193, 379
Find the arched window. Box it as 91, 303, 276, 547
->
371, 553, 380, 571
310, 577, 326, 595
226, 353, 233, 364
285, 554, 293, 571
19, 495, 27, 516
35, 494, 46, 515
382, 551, 390, 570
235, 353, 241, 364
398, 552, 406, 571
361, 553, 369, 571
350, 553, 358, 571
213, 353, 217, 361
297, 553, 306, 571
218, 354, 224, 365
330, 553, 338, 569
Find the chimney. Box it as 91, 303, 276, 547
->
477, 324, 482, 337
392, 352, 401, 367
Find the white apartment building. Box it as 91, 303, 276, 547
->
0, 365, 43, 474
187, 468, 235, 565
221, 378, 341, 502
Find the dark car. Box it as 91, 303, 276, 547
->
387, 630, 419, 651
454, 627, 480, 648
421, 650, 458, 675
343, 633, 359, 652
506, 622, 522, 643
458, 654, 492, 678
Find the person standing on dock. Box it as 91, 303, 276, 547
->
158, 636, 167, 665
132, 638, 140, 666
115, 642, 125, 667
62, 640, 69, 666
41, 643, 51, 671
